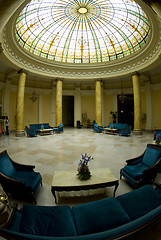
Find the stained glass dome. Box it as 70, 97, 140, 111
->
15, 0, 150, 64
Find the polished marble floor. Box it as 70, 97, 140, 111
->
0, 128, 161, 239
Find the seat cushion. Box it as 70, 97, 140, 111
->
20, 205, 77, 237
117, 184, 161, 221
123, 162, 147, 180
142, 146, 161, 167
0, 152, 15, 177
12, 171, 42, 192
72, 197, 131, 235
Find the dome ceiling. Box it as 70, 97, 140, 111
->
15, 0, 150, 64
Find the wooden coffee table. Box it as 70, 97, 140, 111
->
51, 168, 119, 203
38, 129, 53, 135
103, 128, 119, 134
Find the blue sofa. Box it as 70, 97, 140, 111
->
1, 184, 161, 240
105, 123, 132, 136
53, 123, 64, 133
30, 123, 53, 133
94, 123, 103, 133
25, 126, 37, 137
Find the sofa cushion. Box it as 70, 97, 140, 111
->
0, 152, 15, 177
12, 171, 42, 192
117, 184, 161, 221
142, 146, 161, 167
72, 197, 131, 235
111, 123, 127, 129
123, 162, 147, 180
20, 205, 77, 237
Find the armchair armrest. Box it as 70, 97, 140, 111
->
126, 154, 144, 165
11, 160, 35, 172
0, 173, 34, 193
154, 182, 161, 189
142, 158, 161, 174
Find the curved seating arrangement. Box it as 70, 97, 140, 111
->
29, 123, 53, 134
120, 144, 161, 188
0, 150, 42, 204
53, 123, 64, 133
94, 123, 103, 133
1, 184, 161, 240
25, 126, 37, 137
105, 123, 132, 136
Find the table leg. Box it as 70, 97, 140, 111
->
113, 181, 119, 197
51, 188, 57, 204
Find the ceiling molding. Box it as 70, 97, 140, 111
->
1, 0, 161, 82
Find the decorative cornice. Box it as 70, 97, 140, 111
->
2, 2, 161, 80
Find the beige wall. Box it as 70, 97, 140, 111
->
140, 92, 146, 129
24, 93, 39, 127
104, 94, 115, 125
42, 94, 51, 124
152, 89, 161, 129
9, 91, 17, 130
81, 95, 95, 123
0, 89, 2, 104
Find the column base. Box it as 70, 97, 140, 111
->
132, 130, 142, 135
15, 131, 25, 137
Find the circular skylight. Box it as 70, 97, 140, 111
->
15, 0, 150, 64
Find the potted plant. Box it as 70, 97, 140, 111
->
110, 111, 117, 123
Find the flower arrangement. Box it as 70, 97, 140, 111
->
77, 153, 93, 180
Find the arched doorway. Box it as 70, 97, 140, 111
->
62, 96, 74, 127
117, 94, 134, 129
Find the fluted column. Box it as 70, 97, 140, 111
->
95, 79, 102, 126
132, 73, 142, 135
15, 70, 26, 137
56, 79, 63, 126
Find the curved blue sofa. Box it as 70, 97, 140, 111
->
30, 123, 53, 134
1, 184, 161, 240
105, 123, 132, 136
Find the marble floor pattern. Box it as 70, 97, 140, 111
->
0, 128, 161, 240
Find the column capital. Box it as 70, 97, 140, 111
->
55, 78, 63, 82
95, 78, 102, 83
131, 71, 140, 77
18, 69, 28, 75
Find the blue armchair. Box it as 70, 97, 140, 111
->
119, 125, 132, 136
53, 123, 64, 133
120, 144, 161, 188
0, 150, 42, 204
77, 121, 82, 129
25, 126, 37, 137
94, 123, 103, 133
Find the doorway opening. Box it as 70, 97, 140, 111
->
117, 94, 134, 129
62, 96, 74, 127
